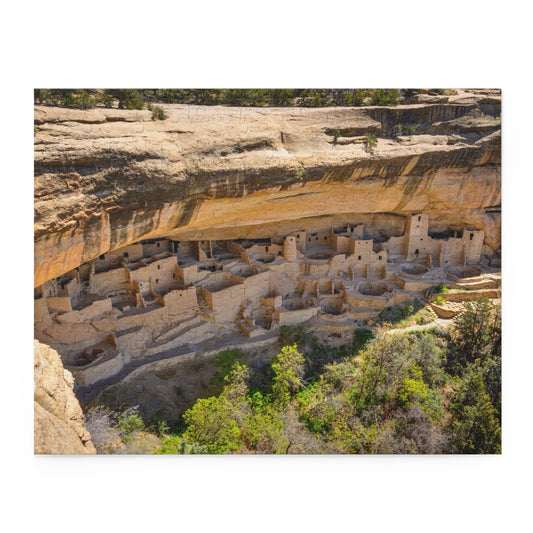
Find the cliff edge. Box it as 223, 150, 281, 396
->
34, 94, 501, 287
34, 340, 96, 454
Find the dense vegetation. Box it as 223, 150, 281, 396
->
34, 88, 447, 109
86, 298, 501, 454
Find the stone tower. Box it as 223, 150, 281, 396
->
283, 235, 297, 261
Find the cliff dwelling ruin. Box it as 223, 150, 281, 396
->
33, 89, 502, 456
34, 211, 501, 393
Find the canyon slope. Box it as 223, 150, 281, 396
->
34, 93, 501, 287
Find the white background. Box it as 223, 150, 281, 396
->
1, 1, 531, 531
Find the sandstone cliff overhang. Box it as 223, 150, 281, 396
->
34, 95, 501, 287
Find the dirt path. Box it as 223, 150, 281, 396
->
386, 317, 453, 336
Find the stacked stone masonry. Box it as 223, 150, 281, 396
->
34, 213, 501, 388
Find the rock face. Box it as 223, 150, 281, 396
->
34, 93, 501, 287
34, 340, 96, 454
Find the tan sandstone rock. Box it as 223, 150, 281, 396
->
34, 340, 96, 454
34, 97, 501, 287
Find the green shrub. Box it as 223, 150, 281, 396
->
211, 348, 245, 389
149, 104, 167, 120
279, 324, 305, 346
321, 361, 355, 391
122, 93, 145, 110
155, 435, 208, 454
156, 420, 170, 436
34, 89, 98, 109
448, 298, 501, 369
409, 331, 446, 388
364, 133, 378, 148
295, 168, 305, 180
271, 345, 305, 405
450, 369, 501, 453
63, 90, 94, 109
98, 91, 115, 108
351, 328, 374, 354
434, 296, 447, 305
393, 123, 418, 137
370, 89, 400, 106
435, 282, 449, 294
108, 89, 146, 110
392, 124, 403, 137
344, 89, 368, 106
398, 366, 429, 410
415, 311, 432, 325
117, 411, 145, 434
377, 301, 424, 326
269, 89, 295, 106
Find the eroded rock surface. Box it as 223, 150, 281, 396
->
34, 340, 96, 454
34, 95, 501, 287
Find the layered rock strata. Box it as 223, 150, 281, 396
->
34, 94, 501, 287
34, 340, 96, 454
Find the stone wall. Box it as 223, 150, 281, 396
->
283, 236, 298, 261
34, 204, 501, 400
46, 296, 72, 313
112, 243, 144, 263
343, 290, 390, 310
90, 267, 129, 295
177, 264, 209, 286
142, 239, 171, 257
130, 255, 178, 293
201, 282, 246, 323
384, 235, 407, 257
463, 229, 484, 264
439, 288, 500, 302
55, 298, 112, 324
333, 235, 352, 254
34, 297, 52, 330
64, 276, 81, 307
241, 271, 270, 302
268, 269, 296, 296
163, 286, 199, 316
350, 238, 373, 260
175, 241, 196, 257
44, 322, 99, 345
438, 237, 465, 265
68, 350, 127, 387
275, 306, 318, 326
327, 254, 347, 277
